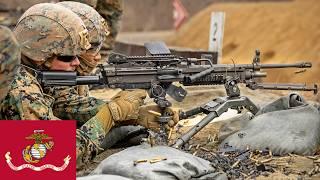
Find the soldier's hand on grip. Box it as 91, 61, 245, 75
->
108, 90, 147, 121
137, 105, 180, 132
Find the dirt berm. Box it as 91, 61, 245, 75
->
167, 0, 320, 85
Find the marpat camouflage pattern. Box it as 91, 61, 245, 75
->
0, 25, 20, 101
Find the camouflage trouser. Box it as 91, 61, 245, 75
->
76, 115, 108, 169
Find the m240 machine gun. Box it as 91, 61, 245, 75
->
37, 42, 318, 146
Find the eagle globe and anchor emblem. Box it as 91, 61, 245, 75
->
23, 130, 54, 163
5, 130, 71, 171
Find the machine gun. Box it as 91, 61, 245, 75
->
37, 42, 318, 146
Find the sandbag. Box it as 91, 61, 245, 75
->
218, 110, 252, 141
92, 144, 227, 180
77, 175, 131, 180
220, 93, 320, 155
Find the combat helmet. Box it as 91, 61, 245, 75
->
0, 25, 21, 101
14, 3, 91, 66
58, 1, 110, 53
58, 1, 110, 75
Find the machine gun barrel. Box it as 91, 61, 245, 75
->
259, 62, 312, 69
223, 62, 312, 70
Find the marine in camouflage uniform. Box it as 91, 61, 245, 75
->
0, 3, 179, 169
45, 1, 121, 125
0, 25, 20, 102
43, 1, 111, 125
53, 2, 155, 158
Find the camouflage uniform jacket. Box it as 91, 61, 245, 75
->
44, 85, 106, 126
0, 67, 57, 120
0, 66, 110, 168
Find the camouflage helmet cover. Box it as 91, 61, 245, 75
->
14, 3, 91, 63
0, 25, 21, 101
58, 1, 110, 53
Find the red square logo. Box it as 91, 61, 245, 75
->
0, 120, 76, 180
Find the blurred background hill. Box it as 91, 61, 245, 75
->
167, 0, 320, 84
115, 0, 320, 84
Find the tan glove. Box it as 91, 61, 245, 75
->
108, 90, 147, 122
137, 105, 180, 132
94, 90, 146, 133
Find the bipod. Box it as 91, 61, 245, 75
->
172, 77, 260, 148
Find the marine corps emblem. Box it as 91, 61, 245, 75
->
5, 130, 71, 171
22, 130, 54, 163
